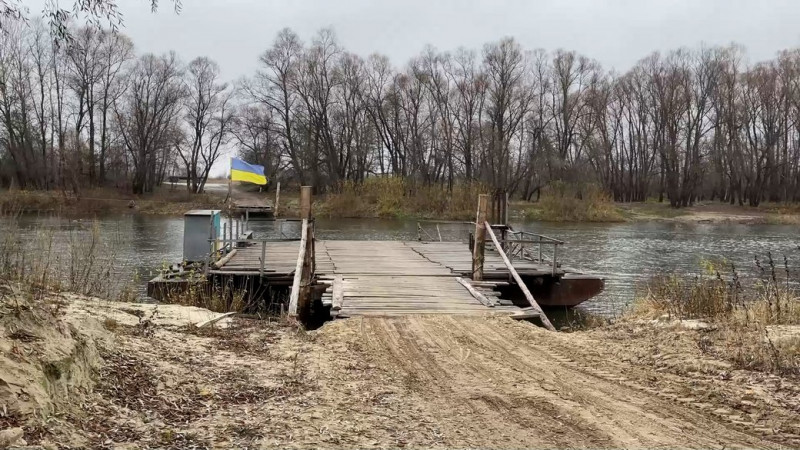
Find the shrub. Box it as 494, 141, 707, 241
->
521, 182, 624, 222
0, 188, 222, 217
318, 177, 488, 220
628, 254, 800, 377
0, 213, 125, 299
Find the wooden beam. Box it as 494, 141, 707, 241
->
288, 218, 308, 317
212, 248, 237, 269
331, 275, 344, 310
300, 185, 312, 220
195, 311, 237, 328
472, 194, 489, 281
484, 221, 556, 331
274, 181, 281, 217
456, 277, 495, 307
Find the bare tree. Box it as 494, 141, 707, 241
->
115, 52, 184, 194
179, 56, 234, 193
482, 38, 531, 190
244, 28, 306, 183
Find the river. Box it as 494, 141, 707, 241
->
3, 214, 798, 315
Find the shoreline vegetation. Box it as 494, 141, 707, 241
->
6, 178, 800, 224
0, 239, 798, 446
0, 213, 798, 446
627, 256, 800, 378
0, 187, 223, 217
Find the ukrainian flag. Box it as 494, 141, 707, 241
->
230, 158, 267, 185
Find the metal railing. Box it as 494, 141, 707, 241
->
503, 230, 564, 275
415, 221, 565, 276
416, 220, 474, 242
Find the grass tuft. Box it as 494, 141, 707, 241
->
628, 254, 800, 377
0, 188, 222, 217
518, 182, 625, 222
317, 177, 488, 220
0, 212, 126, 299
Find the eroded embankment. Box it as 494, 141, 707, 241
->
2, 292, 799, 448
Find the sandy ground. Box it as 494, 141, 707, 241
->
204, 182, 273, 209
8, 305, 795, 448
622, 202, 800, 224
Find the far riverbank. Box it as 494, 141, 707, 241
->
3, 185, 800, 225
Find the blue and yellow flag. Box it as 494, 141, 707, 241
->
230, 158, 267, 185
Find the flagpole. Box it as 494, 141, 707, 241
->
226, 157, 233, 207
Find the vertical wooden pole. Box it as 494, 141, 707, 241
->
260, 241, 266, 275
274, 181, 281, 217
472, 194, 489, 281
297, 186, 314, 319
205, 213, 214, 276
226, 158, 233, 206
299, 185, 312, 220
503, 191, 509, 225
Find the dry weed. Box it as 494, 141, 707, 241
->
628, 254, 800, 377
319, 177, 488, 220
520, 181, 625, 222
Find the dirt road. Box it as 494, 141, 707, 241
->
309, 316, 798, 448
17, 300, 800, 448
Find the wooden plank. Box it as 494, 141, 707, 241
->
213, 248, 237, 269
485, 222, 555, 331
288, 219, 308, 317
473, 194, 489, 280
332, 275, 344, 311
456, 277, 495, 307
195, 312, 236, 328
510, 307, 541, 321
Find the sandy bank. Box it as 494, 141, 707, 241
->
1, 289, 799, 448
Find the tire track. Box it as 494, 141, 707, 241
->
337, 316, 789, 448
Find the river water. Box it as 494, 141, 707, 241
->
3, 214, 799, 315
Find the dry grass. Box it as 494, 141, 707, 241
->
165, 274, 281, 315
0, 187, 222, 217
317, 177, 488, 220
519, 182, 625, 222
628, 255, 800, 377
0, 213, 126, 299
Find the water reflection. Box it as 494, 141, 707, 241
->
2, 214, 797, 315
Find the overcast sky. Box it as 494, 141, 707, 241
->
23, 0, 800, 176
33, 0, 800, 82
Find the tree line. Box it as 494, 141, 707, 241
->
3, 21, 800, 206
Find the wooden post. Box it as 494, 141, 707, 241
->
503, 191, 509, 225
299, 185, 312, 220
226, 159, 233, 207
260, 241, 266, 275
223, 222, 227, 252
485, 222, 556, 331
290, 186, 314, 319
205, 213, 214, 276
331, 275, 344, 311
472, 194, 489, 281
288, 219, 308, 317
274, 181, 281, 217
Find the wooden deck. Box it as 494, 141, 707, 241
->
317, 241, 517, 317
407, 241, 562, 277
213, 240, 558, 317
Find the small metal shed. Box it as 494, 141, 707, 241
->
183, 209, 221, 262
